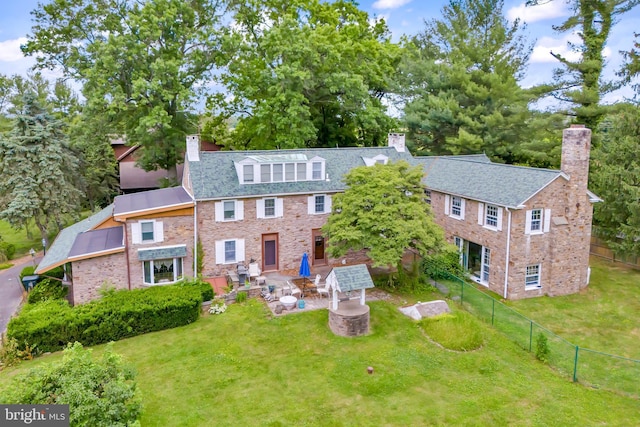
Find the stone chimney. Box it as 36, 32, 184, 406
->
561, 125, 591, 197
186, 134, 200, 162
388, 133, 405, 152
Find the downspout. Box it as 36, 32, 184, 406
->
503, 208, 512, 299
121, 219, 132, 290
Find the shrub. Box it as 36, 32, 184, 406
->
0, 342, 141, 426
178, 278, 214, 302
19, 266, 36, 280
47, 266, 65, 280
0, 336, 38, 369
7, 286, 202, 353
422, 244, 466, 280
235, 291, 247, 303
535, 332, 550, 363
27, 278, 68, 304
0, 241, 16, 260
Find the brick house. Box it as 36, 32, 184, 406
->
37, 126, 598, 303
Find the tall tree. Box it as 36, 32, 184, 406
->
400, 0, 533, 161
23, 0, 225, 178
322, 161, 445, 277
0, 93, 83, 247
527, 0, 639, 131
209, 0, 400, 150
590, 107, 640, 254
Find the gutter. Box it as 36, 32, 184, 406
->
116, 218, 132, 291
503, 207, 512, 299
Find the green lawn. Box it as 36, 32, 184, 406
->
508, 256, 640, 360
0, 219, 44, 258
2, 299, 639, 426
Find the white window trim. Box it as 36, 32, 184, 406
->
215, 239, 246, 265
446, 195, 465, 220
243, 164, 255, 183
215, 200, 244, 222
308, 194, 332, 215
257, 197, 284, 219
131, 220, 164, 244
525, 208, 551, 235
481, 203, 503, 231
481, 247, 490, 285
142, 257, 184, 286
525, 264, 542, 290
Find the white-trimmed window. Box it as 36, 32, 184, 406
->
143, 258, 183, 285
308, 194, 332, 214
257, 197, 284, 219
312, 162, 323, 180
425, 190, 432, 205
215, 200, 244, 222
260, 164, 270, 183
478, 203, 503, 231
481, 247, 491, 283
131, 220, 164, 244
297, 163, 306, 180
215, 239, 245, 264
525, 264, 541, 289
486, 205, 498, 227
445, 195, 465, 220
243, 165, 254, 183
273, 164, 283, 182
285, 163, 295, 181
525, 208, 551, 234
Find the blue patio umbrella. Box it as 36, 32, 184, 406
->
299, 252, 311, 278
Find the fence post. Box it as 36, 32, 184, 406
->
573, 346, 579, 382
491, 298, 495, 326
529, 321, 533, 352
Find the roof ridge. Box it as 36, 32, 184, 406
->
199, 146, 397, 155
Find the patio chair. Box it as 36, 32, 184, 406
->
287, 281, 301, 298
248, 262, 261, 278
315, 274, 330, 298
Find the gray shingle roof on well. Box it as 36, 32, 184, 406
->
332, 264, 375, 292
68, 226, 124, 258
114, 186, 194, 215
413, 157, 563, 208
36, 204, 115, 273
188, 147, 414, 199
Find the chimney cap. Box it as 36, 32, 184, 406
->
570, 124, 586, 129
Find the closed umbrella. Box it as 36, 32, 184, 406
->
299, 252, 311, 278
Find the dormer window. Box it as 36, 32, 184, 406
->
363, 154, 389, 166
273, 164, 283, 182
261, 164, 270, 183
297, 163, 306, 180
285, 163, 295, 181
312, 162, 322, 180
243, 165, 254, 183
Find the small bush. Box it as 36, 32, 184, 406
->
19, 266, 36, 280
0, 241, 16, 260
0, 342, 141, 426
7, 286, 202, 353
535, 332, 550, 363
420, 310, 485, 351
46, 266, 65, 280
27, 278, 68, 304
235, 291, 247, 303
0, 336, 38, 369
423, 245, 466, 280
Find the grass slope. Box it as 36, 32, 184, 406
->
2, 299, 638, 426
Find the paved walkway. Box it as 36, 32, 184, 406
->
0, 253, 42, 333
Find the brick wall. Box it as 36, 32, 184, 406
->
72, 252, 128, 304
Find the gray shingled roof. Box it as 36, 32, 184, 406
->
413, 157, 563, 208
68, 226, 124, 258
114, 186, 194, 215
332, 264, 375, 292
188, 147, 413, 200
36, 205, 114, 274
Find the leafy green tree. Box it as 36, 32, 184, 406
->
0, 93, 83, 247
23, 0, 225, 178
0, 342, 141, 427
527, 0, 639, 131
210, 0, 400, 150
323, 161, 445, 278
590, 108, 640, 254
400, 0, 533, 162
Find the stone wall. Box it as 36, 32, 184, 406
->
197, 195, 369, 277
71, 252, 128, 304
126, 214, 195, 289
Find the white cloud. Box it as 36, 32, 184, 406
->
530, 34, 582, 63
507, 1, 568, 23
0, 37, 27, 62
372, 0, 412, 11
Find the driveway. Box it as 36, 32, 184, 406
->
0, 253, 42, 333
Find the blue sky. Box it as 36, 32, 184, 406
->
1, 0, 639, 104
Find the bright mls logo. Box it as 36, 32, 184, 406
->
1, 405, 69, 426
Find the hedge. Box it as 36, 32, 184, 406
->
27, 278, 68, 304
7, 285, 201, 353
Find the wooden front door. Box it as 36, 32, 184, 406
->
262, 233, 279, 271
312, 229, 327, 265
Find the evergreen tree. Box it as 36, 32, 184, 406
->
400, 0, 533, 162
0, 93, 83, 248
